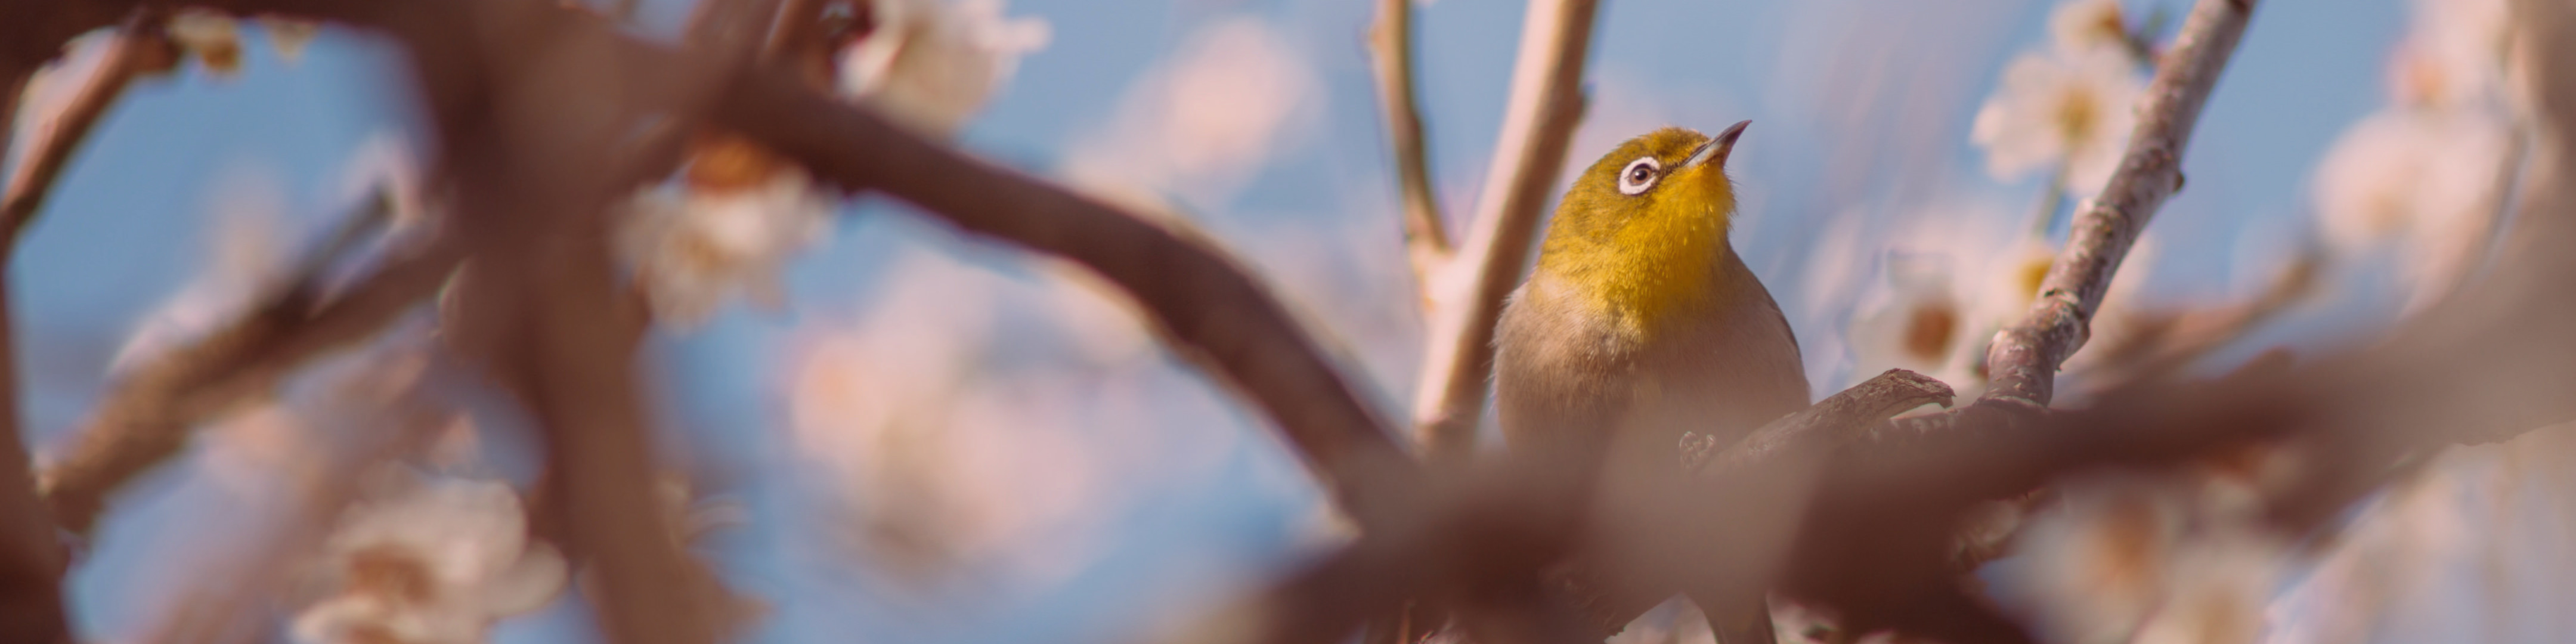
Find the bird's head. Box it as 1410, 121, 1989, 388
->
1535, 122, 1751, 322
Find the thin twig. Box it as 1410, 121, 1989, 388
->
39, 233, 463, 536
2, 58, 30, 172
1408, 0, 1597, 462
1, 16, 162, 246
2072, 245, 2319, 391
1367, 0, 1450, 279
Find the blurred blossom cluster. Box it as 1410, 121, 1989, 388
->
1063, 17, 1320, 212
621, 0, 1050, 327
1843, 221, 2063, 395
617, 135, 837, 326
2309, 0, 2516, 313
2009, 460, 2298, 644
290, 470, 567, 644
784, 244, 1236, 589
2264, 426, 2576, 644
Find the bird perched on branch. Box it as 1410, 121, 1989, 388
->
1494, 121, 1808, 643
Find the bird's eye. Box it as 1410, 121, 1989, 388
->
1617, 157, 1661, 196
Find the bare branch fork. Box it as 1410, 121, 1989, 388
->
1395, 0, 1597, 462
1368, 0, 1450, 280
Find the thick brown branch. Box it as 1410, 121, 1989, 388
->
707, 60, 1424, 524
1368, 0, 1450, 277
1409, 0, 1596, 462
1980, 0, 2256, 408
407, 6, 727, 644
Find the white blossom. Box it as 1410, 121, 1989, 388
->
2048, 0, 2132, 59
1971, 45, 2144, 194
2389, 0, 2509, 113
837, 0, 1051, 137
1847, 253, 1970, 380
2308, 0, 2518, 314
2308, 109, 2512, 312
290, 473, 566, 644
259, 16, 321, 63
616, 162, 834, 327
1846, 227, 2055, 395
166, 9, 246, 76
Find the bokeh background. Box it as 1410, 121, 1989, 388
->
14, 0, 2567, 643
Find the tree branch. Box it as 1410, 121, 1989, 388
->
39, 233, 462, 536
1695, 369, 1955, 473
0, 15, 169, 642
1368, 0, 1450, 279
706, 58, 1426, 524
1978, 0, 2256, 409
1408, 0, 1596, 462
1, 14, 161, 246
2072, 245, 2319, 392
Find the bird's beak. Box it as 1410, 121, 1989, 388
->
1685, 120, 1751, 169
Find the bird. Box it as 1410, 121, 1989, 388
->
1491, 120, 1809, 643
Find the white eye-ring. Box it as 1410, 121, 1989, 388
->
1617, 157, 1661, 196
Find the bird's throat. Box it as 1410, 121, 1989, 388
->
1538, 208, 1734, 340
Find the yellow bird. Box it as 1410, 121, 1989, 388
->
1493, 121, 1808, 643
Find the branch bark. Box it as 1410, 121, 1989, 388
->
1694, 369, 1955, 473
1408, 0, 1596, 462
